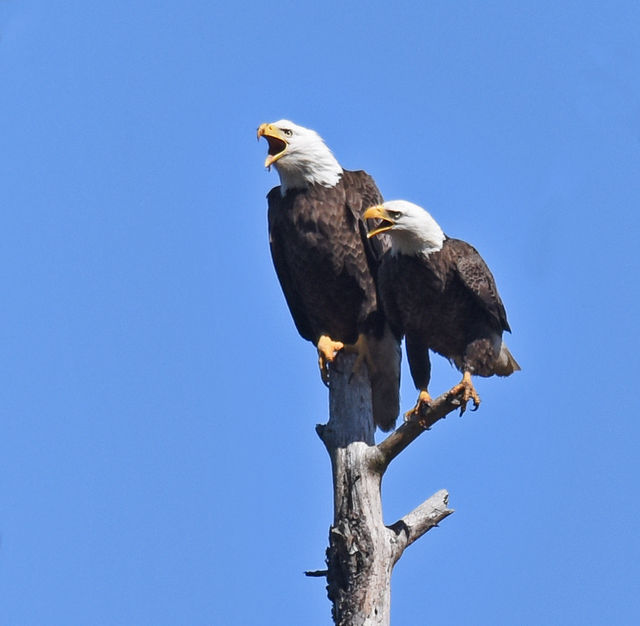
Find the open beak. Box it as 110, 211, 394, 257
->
363, 205, 395, 238
257, 123, 288, 168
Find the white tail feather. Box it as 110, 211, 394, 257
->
493, 343, 521, 377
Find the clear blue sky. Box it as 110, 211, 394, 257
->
1, 1, 639, 624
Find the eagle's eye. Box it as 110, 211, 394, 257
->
389, 210, 401, 220
282, 128, 293, 137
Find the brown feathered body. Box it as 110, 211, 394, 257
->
268, 170, 401, 430
378, 237, 519, 393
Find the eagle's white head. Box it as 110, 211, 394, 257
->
363, 200, 445, 256
257, 120, 343, 195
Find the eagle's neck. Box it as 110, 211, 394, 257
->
391, 228, 445, 257
275, 149, 343, 195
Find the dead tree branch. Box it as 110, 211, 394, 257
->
376, 391, 463, 471
388, 489, 454, 561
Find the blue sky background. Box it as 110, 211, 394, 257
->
1, 1, 639, 624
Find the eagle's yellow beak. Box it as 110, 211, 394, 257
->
257, 123, 288, 168
363, 205, 395, 238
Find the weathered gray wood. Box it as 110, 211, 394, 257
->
316, 353, 455, 625
388, 490, 453, 560
376, 391, 463, 471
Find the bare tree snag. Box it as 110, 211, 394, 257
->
315, 354, 456, 625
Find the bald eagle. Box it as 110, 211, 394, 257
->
258, 120, 400, 431
364, 200, 520, 417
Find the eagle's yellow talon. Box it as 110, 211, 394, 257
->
404, 390, 432, 423
317, 335, 345, 385
317, 333, 376, 385
448, 371, 480, 415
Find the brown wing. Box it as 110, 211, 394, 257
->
341, 170, 388, 268
267, 186, 316, 342
268, 175, 400, 430
342, 170, 400, 430
267, 178, 380, 344
376, 252, 404, 339
449, 238, 511, 332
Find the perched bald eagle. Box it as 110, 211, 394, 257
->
364, 200, 520, 417
258, 120, 400, 431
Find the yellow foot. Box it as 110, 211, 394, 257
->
404, 390, 432, 424
317, 335, 345, 385
342, 333, 375, 381
447, 371, 480, 415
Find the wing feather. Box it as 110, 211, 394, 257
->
342, 169, 387, 276
267, 187, 315, 341
450, 239, 511, 332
